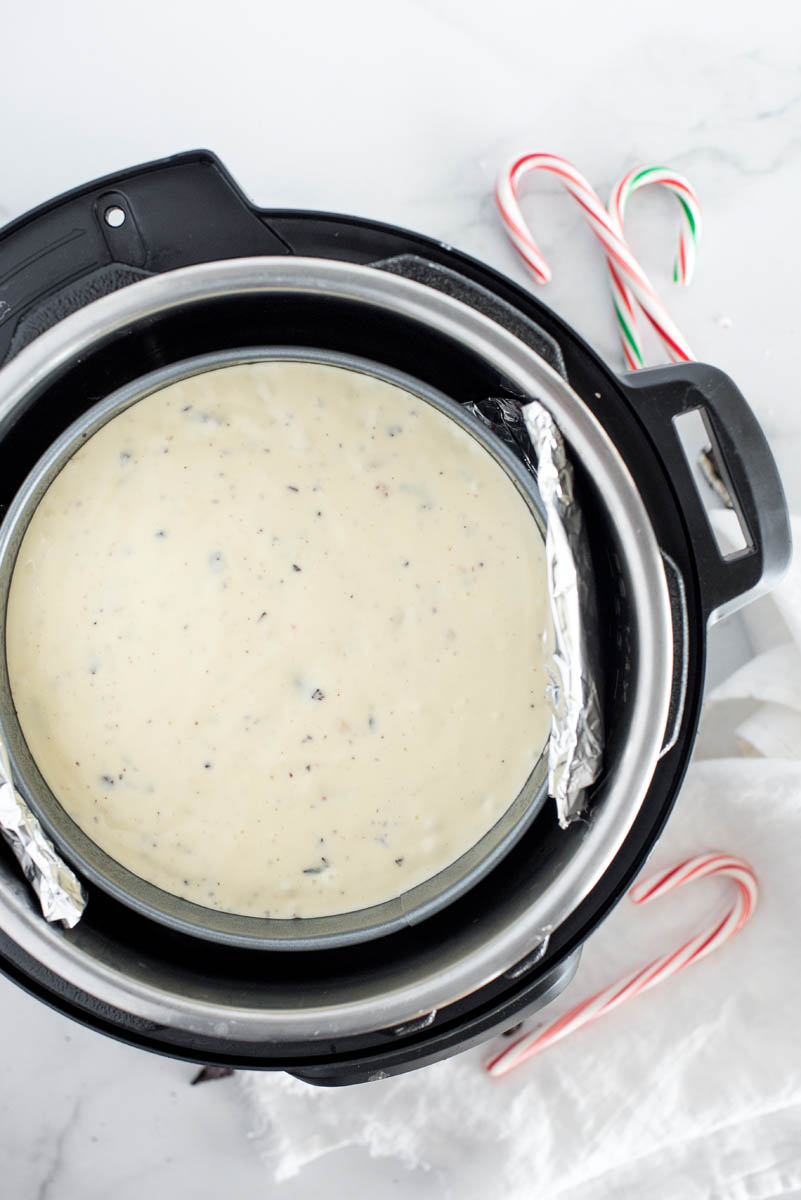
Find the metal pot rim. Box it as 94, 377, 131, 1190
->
0, 257, 673, 1040
0, 345, 551, 949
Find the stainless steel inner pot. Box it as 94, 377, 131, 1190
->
0, 346, 550, 949
0, 258, 673, 1040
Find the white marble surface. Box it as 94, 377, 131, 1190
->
1, 0, 800, 1195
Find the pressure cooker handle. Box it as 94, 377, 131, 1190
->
622, 362, 791, 622
0, 150, 291, 364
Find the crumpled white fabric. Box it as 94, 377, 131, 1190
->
241, 521, 801, 1200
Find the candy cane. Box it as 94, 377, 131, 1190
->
485, 853, 757, 1079
607, 166, 701, 369
495, 154, 695, 369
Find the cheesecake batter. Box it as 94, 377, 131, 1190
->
6, 360, 551, 918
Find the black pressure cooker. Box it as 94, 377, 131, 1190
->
0, 151, 789, 1084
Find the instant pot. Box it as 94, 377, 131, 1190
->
0, 150, 789, 1084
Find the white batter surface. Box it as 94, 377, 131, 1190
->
6, 361, 551, 918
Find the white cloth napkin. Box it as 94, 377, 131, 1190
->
242, 522, 801, 1200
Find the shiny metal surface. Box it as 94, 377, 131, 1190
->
0, 257, 673, 1039
522, 400, 604, 825
0, 776, 86, 928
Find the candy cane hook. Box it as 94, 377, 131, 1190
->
486, 853, 757, 1079
495, 154, 696, 369
607, 166, 702, 369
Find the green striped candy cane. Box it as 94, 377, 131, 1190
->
606, 165, 701, 370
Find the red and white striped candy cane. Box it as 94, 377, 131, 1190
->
607, 166, 701, 369
495, 153, 695, 370
485, 853, 757, 1079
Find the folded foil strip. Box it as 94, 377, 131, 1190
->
699, 444, 736, 509
466, 398, 604, 826
0, 739, 86, 927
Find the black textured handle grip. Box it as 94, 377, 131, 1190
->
622, 362, 791, 621
0, 150, 291, 364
